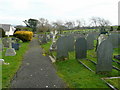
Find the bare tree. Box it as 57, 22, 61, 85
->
97, 17, 111, 27
90, 17, 111, 27
90, 17, 98, 27
52, 20, 66, 33
76, 20, 82, 29
37, 18, 51, 32
65, 21, 75, 29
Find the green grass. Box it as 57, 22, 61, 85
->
2, 42, 30, 88
105, 78, 120, 89
54, 52, 109, 88
63, 29, 97, 33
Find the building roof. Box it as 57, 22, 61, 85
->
0, 24, 15, 32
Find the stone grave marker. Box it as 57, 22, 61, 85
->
98, 34, 108, 45
75, 37, 87, 59
2, 38, 9, 48
41, 35, 47, 44
56, 36, 68, 60
0, 38, 2, 51
86, 33, 95, 50
12, 43, 19, 50
66, 35, 74, 52
96, 40, 113, 73
5, 38, 16, 56
107, 33, 120, 48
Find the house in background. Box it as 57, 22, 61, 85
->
0, 24, 16, 36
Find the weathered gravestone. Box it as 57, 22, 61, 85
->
75, 37, 87, 59
97, 34, 108, 46
5, 38, 16, 56
107, 33, 120, 48
66, 35, 74, 52
41, 35, 47, 44
0, 38, 2, 51
86, 33, 95, 50
0, 44, 2, 52
74, 33, 85, 40
56, 36, 68, 60
96, 40, 113, 73
92, 32, 99, 40
12, 43, 19, 50
2, 38, 9, 48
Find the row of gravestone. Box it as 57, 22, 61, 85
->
1, 37, 22, 56
55, 33, 120, 73
2, 37, 20, 50
38, 34, 51, 44
56, 35, 95, 60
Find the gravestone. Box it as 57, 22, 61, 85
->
86, 33, 95, 50
5, 38, 16, 56
75, 37, 87, 59
0, 43, 2, 51
56, 36, 68, 60
0, 38, 2, 51
92, 32, 99, 40
41, 35, 47, 44
66, 35, 74, 52
0, 59, 9, 65
74, 33, 85, 40
107, 34, 120, 48
12, 43, 19, 50
96, 40, 113, 73
2, 38, 9, 48
98, 34, 108, 45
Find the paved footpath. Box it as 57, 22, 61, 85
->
11, 38, 66, 88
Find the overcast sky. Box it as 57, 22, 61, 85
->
0, 0, 119, 26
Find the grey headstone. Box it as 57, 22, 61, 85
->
0, 43, 2, 51
97, 34, 108, 45
5, 48, 16, 56
2, 38, 9, 48
41, 35, 47, 44
86, 33, 95, 50
107, 34, 120, 48
56, 36, 68, 60
96, 40, 113, 73
12, 43, 19, 50
66, 35, 74, 52
75, 37, 87, 59
74, 33, 85, 40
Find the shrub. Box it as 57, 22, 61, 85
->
14, 31, 33, 42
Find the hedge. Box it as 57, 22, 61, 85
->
14, 31, 33, 42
